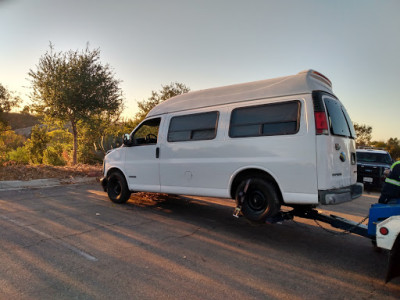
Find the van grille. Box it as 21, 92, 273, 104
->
358, 165, 381, 177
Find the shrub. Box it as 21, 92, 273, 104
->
25, 125, 50, 164
43, 145, 66, 166
7, 146, 30, 164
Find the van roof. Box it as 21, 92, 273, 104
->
147, 69, 334, 117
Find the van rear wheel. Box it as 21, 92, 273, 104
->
107, 171, 131, 204
236, 179, 280, 223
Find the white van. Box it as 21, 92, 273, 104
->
101, 70, 363, 222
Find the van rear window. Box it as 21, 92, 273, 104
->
323, 96, 356, 138
229, 101, 300, 138
168, 111, 219, 142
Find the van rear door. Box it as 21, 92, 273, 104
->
314, 91, 357, 193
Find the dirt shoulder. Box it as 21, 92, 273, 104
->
0, 164, 102, 181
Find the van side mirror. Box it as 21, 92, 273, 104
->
123, 134, 132, 146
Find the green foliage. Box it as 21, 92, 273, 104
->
77, 119, 107, 164
47, 129, 73, 164
77, 114, 135, 163
24, 125, 50, 164
43, 145, 66, 166
6, 126, 73, 166
134, 82, 190, 125
354, 123, 372, 147
7, 147, 30, 164
0, 124, 26, 162
0, 125, 25, 150
28, 43, 124, 164
47, 129, 73, 145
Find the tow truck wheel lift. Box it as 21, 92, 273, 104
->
235, 202, 400, 283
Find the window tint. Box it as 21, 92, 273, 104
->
324, 97, 355, 138
132, 118, 161, 145
168, 111, 219, 142
229, 101, 300, 138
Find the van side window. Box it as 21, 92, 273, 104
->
168, 111, 219, 142
229, 101, 300, 138
132, 118, 161, 145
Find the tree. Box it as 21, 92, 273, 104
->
371, 138, 400, 161
134, 82, 190, 126
387, 138, 400, 161
354, 123, 372, 147
28, 44, 124, 164
21, 105, 32, 115
0, 83, 20, 127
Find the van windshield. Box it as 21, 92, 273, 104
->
356, 152, 392, 164
323, 96, 356, 138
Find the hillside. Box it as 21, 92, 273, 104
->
2, 112, 40, 129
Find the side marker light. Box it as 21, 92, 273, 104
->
380, 227, 389, 236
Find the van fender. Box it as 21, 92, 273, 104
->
228, 165, 283, 200
104, 165, 130, 190
105, 166, 128, 179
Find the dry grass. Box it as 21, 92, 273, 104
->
0, 163, 102, 181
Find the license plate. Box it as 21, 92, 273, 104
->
363, 177, 373, 183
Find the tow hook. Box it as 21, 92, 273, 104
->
233, 179, 251, 218
233, 206, 242, 218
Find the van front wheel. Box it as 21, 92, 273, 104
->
236, 179, 280, 223
107, 171, 131, 204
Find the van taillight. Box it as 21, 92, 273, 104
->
315, 112, 328, 135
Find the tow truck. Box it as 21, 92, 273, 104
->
234, 183, 400, 283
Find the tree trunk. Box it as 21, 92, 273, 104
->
71, 121, 78, 165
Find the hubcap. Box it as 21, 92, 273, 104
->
248, 190, 267, 211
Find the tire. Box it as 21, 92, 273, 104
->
106, 171, 131, 204
235, 178, 281, 223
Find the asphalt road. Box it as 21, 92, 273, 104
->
0, 183, 399, 299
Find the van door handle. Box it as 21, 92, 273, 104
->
156, 147, 160, 159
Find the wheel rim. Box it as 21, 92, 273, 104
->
247, 190, 268, 212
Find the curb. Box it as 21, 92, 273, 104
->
0, 177, 98, 191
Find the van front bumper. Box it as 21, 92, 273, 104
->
319, 183, 364, 205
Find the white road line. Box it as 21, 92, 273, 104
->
0, 214, 98, 262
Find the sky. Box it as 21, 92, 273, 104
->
0, 0, 399, 141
